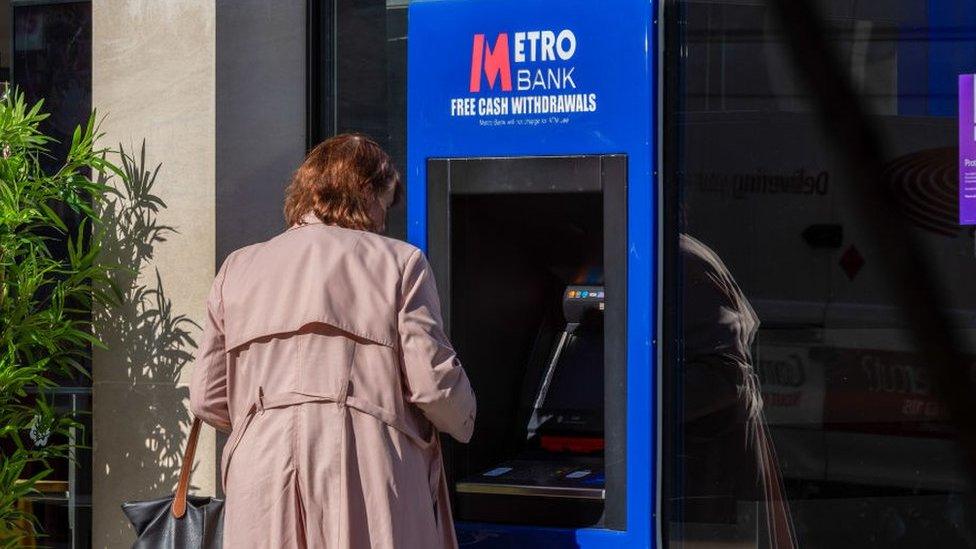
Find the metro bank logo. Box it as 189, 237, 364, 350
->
469, 30, 578, 93
451, 28, 596, 120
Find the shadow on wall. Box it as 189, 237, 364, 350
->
92, 143, 199, 546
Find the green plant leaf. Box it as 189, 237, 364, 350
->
0, 87, 134, 539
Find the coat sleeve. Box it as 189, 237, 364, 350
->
397, 249, 476, 443
189, 259, 232, 432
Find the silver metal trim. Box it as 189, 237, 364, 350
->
456, 482, 606, 500
527, 330, 571, 437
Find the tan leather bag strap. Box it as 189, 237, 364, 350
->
171, 417, 203, 518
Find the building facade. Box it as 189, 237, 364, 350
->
7, 0, 976, 547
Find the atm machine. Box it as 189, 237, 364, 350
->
408, 0, 658, 546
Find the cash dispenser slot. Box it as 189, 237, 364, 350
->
426, 155, 628, 529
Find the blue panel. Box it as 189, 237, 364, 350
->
897, 24, 928, 117
927, 0, 976, 116
407, 1, 657, 547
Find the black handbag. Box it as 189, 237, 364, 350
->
121, 418, 225, 548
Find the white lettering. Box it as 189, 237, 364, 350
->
511, 29, 577, 63
546, 69, 560, 89
494, 93, 598, 115
451, 98, 477, 116
526, 31, 541, 62
511, 96, 526, 114
562, 67, 576, 88
540, 31, 556, 61
515, 68, 578, 91
556, 29, 576, 60
533, 70, 545, 89
478, 97, 509, 115
514, 32, 526, 63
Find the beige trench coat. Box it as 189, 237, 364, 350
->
188, 218, 476, 548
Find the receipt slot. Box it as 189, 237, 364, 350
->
408, 1, 657, 547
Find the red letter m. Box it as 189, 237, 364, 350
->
469, 33, 512, 93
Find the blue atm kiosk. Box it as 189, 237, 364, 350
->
407, 0, 657, 546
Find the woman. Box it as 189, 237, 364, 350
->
189, 134, 476, 548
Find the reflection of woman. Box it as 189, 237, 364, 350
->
680, 234, 797, 548
189, 134, 476, 548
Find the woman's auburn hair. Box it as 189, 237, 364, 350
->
284, 133, 402, 232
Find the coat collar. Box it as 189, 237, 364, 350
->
289, 212, 324, 231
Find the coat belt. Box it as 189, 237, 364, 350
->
220, 387, 437, 491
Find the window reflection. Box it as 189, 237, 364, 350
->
667, 1, 976, 547
677, 233, 796, 548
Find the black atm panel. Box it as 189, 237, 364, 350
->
529, 286, 605, 441
427, 155, 628, 529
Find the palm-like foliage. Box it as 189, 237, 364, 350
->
0, 91, 124, 546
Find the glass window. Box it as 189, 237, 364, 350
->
664, 2, 976, 547
10, 2, 93, 548
14, 0, 91, 173
312, 0, 408, 240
